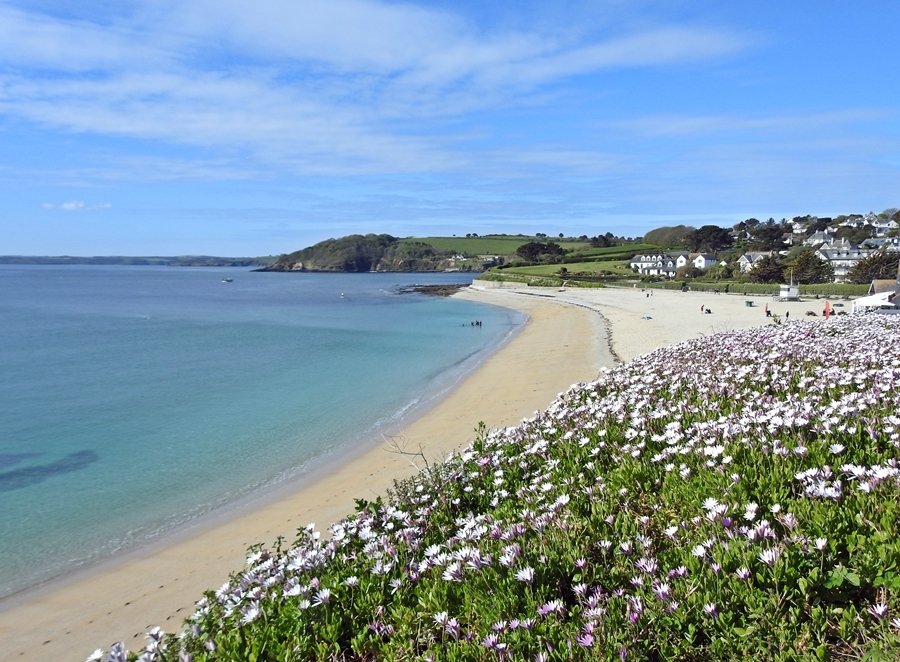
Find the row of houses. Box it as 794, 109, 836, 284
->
632, 237, 900, 282
790, 215, 898, 243
629, 252, 718, 277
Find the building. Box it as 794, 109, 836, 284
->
737, 251, 772, 273
629, 252, 679, 277
816, 244, 875, 282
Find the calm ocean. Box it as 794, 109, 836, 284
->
0, 266, 521, 599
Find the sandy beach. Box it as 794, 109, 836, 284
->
0, 283, 835, 660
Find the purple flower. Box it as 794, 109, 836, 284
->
576, 632, 594, 647
868, 602, 889, 620
482, 633, 506, 651
538, 599, 564, 617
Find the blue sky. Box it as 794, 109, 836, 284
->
2, 1, 899, 256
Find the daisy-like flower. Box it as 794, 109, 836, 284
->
515, 566, 536, 584
703, 603, 719, 619
758, 547, 781, 566
538, 599, 564, 617
240, 601, 261, 625
312, 588, 332, 606
576, 632, 595, 647
868, 602, 889, 620
735, 567, 751, 581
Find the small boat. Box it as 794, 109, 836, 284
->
221, 277, 233, 283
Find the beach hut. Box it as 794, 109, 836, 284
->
774, 283, 800, 301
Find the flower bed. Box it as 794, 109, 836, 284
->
94, 315, 900, 661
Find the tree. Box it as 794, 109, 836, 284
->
784, 247, 833, 284
515, 241, 565, 263
643, 225, 694, 248
705, 262, 735, 280
835, 224, 875, 244
846, 250, 900, 283
675, 265, 703, 280
747, 255, 784, 283
683, 225, 733, 253
749, 220, 788, 250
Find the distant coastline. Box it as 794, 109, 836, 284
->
0, 255, 272, 267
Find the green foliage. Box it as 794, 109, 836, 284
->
406, 235, 590, 257
683, 225, 734, 253
846, 250, 900, 284
273, 234, 399, 271
785, 247, 834, 284
112, 317, 900, 661
643, 225, 694, 248
747, 219, 790, 250
747, 255, 785, 284
515, 241, 566, 263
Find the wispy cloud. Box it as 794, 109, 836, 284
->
42, 201, 111, 211
601, 109, 896, 137
0, 1, 754, 179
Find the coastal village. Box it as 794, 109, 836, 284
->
627, 212, 899, 283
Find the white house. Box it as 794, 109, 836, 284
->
692, 253, 718, 270
737, 251, 772, 273
629, 252, 679, 277
803, 229, 840, 248
816, 244, 874, 282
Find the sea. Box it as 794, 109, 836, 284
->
0, 265, 523, 600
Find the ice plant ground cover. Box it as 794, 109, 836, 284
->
94, 315, 900, 661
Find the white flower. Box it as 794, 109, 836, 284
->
515, 566, 536, 583
758, 547, 781, 566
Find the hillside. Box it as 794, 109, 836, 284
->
259, 234, 484, 273
97, 315, 900, 660
258, 234, 643, 273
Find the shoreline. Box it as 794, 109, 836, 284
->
0, 286, 610, 659
0, 282, 835, 658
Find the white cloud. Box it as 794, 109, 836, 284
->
0, 5, 171, 71
42, 201, 111, 211
601, 109, 895, 137
0, 2, 754, 179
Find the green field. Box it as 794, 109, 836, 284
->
499, 259, 634, 277
401, 235, 592, 256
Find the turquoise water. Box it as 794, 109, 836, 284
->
0, 266, 521, 599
